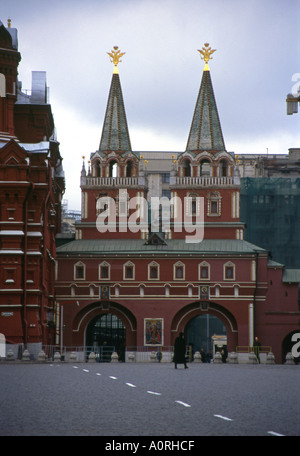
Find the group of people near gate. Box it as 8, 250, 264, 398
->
173, 333, 263, 367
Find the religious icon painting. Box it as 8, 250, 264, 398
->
100, 284, 110, 301
144, 318, 164, 346
199, 284, 210, 300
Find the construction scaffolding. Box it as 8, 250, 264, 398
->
240, 177, 300, 268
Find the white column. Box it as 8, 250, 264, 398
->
248, 303, 254, 347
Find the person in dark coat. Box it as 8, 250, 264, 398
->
174, 332, 188, 369
253, 336, 262, 364
200, 348, 206, 363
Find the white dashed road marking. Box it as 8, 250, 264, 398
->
175, 400, 191, 408
69, 365, 285, 436
214, 414, 233, 421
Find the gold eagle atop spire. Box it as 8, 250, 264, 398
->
198, 43, 216, 70
107, 46, 125, 74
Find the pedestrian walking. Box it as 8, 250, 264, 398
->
200, 348, 206, 363
206, 350, 213, 363
221, 346, 228, 363
174, 332, 188, 369
253, 336, 262, 363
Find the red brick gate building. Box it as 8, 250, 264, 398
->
0, 21, 299, 363
55, 45, 300, 363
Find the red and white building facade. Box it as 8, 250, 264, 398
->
55, 46, 300, 363
0, 20, 65, 356
0, 25, 299, 363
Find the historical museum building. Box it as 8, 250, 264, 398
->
0, 20, 65, 355
54, 44, 300, 363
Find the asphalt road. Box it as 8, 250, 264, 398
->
0, 362, 299, 438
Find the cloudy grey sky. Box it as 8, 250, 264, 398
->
1, 0, 299, 210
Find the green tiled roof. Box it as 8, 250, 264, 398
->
186, 69, 225, 152
282, 269, 300, 283
57, 238, 266, 256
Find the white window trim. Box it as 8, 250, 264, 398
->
173, 261, 185, 281
74, 261, 85, 281
148, 261, 160, 281
123, 261, 135, 280
199, 261, 210, 281
223, 261, 235, 281
99, 261, 111, 281
207, 192, 222, 217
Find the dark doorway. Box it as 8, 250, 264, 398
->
86, 313, 126, 362
186, 314, 226, 359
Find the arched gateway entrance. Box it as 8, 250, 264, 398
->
171, 302, 238, 360
86, 313, 126, 362
186, 314, 227, 359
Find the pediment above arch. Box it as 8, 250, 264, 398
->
0, 140, 28, 165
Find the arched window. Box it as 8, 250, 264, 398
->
94, 161, 101, 177
224, 261, 235, 280
123, 261, 135, 280
200, 159, 211, 176
99, 261, 110, 280
199, 261, 210, 280
148, 261, 159, 280
174, 261, 185, 280
207, 191, 222, 217
220, 159, 228, 177
182, 159, 191, 177
126, 160, 133, 177
74, 262, 85, 280
109, 160, 118, 177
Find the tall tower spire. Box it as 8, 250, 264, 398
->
99, 46, 132, 152
186, 44, 225, 153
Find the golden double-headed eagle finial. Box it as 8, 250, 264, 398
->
198, 43, 216, 70
107, 46, 125, 74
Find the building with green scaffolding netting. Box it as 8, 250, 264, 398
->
240, 177, 300, 269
